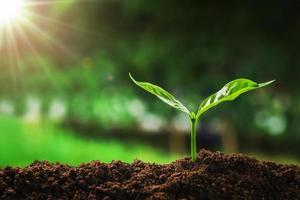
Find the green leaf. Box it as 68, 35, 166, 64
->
196, 79, 275, 118
129, 73, 190, 114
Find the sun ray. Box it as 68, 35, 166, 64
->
0, 26, 4, 49
14, 22, 61, 92
20, 16, 76, 59
6, 26, 19, 96
10, 33, 24, 94
24, 0, 77, 6
23, 9, 98, 36
23, 0, 97, 7
0, 0, 95, 97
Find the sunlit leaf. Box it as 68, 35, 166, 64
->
129, 73, 190, 114
196, 79, 275, 118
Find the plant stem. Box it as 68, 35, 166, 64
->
190, 118, 197, 161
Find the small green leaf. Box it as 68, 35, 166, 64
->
129, 73, 190, 114
196, 79, 275, 118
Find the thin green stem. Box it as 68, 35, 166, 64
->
190, 117, 198, 161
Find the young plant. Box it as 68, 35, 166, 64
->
129, 73, 274, 161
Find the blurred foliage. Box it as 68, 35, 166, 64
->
0, 0, 300, 160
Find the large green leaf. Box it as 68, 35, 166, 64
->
196, 79, 275, 118
129, 73, 190, 114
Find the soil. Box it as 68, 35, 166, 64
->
0, 149, 299, 200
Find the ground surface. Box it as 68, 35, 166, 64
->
0, 149, 299, 200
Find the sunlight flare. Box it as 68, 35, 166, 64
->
0, 0, 79, 92
0, 0, 26, 26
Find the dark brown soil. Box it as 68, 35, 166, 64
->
0, 149, 299, 200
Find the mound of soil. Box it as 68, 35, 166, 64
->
0, 149, 299, 199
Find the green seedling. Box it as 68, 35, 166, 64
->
129, 73, 274, 161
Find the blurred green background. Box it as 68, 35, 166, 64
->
0, 0, 299, 167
